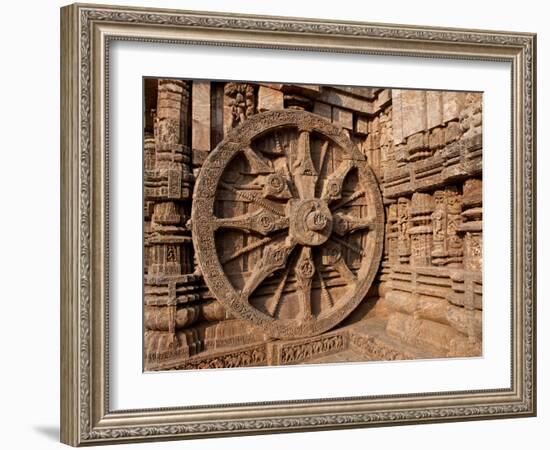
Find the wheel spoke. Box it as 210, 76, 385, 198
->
331, 190, 365, 211
332, 212, 373, 236
293, 130, 318, 200
317, 265, 334, 307
295, 246, 315, 321
241, 237, 296, 300
268, 267, 289, 317
220, 235, 273, 264
321, 159, 355, 201
219, 181, 286, 217
214, 209, 289, 236
317, 140, 330, 176
273, 131, 285, 155
243, 146, 273, 174
321, 242, 357, 284
332, 258, 357, 284
329, 235, 366, 257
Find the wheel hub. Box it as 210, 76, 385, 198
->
289, 199, 332, 246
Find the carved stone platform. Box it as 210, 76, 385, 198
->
148, 315, 444, 371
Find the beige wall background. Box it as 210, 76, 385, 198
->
0, 0, 545, 449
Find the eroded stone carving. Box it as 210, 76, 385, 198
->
224, 82, 256, 130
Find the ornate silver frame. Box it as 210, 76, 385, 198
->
60, 3, 536, 446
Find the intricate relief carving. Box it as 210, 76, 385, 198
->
445, 187, 463, 267
397, 197, 411, 264
464, 233, 482, 271
177, 345, 267, 370
430, 187, 464, 266
431, 190, 447, 264
279, 334, 345, 364
349, 332, 415, 361
386, 203, 399, 265
224, 82, 256, 130
409, 193, 434, 267
459, 178, 482, 271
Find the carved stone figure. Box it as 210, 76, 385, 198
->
224, 82, 256, 130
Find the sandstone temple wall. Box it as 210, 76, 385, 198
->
142, 79, 482, 370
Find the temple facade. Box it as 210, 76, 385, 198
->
143, 79, 482, 370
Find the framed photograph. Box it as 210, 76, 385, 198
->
60, 3, 536, 446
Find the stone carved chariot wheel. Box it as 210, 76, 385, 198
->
192, 110, 384, 339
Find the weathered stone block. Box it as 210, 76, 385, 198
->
401, 90, 427, 139
407, 132, 425, 152
391, 90, 404, 144
355, 115, 369, 136
313, 101, 331, 119
428, 127, 444, 150
260, 82, 284, 90
258, 85, 284, 112
426, 91, 443, 129
369, 132, 380, 150
332, 107, 353, 130
332, 85, 377, 99
448, 336, 482, 357
444, 120, 462, 144
318, 87, 374, 114
385, 289, 481, 339
375, 89, 392, 110
192, 81, 211, 152
442, 92, 463, 123
386, 311, 465, 353
283, 84, 321, 97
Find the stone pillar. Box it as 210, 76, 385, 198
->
144, 132, 156, 171
408, 193, 434, 267
459, 178, 482, 271
379, 201, 398, 295
386, 203, 399, 266
149, 203, 184, 276
156, 79, 187, 159
144, 79, 198, 367
445, 187, 463, 267
149, 79, 193, 279
378, 106, 393, 180
143, 132, 156, 275
191, 81, 211, 166
366, 115, 381, 176
431, 186, 463, 267
397, 197, 411, 265
454, 178, 483, 356
431, 190, 447, 265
